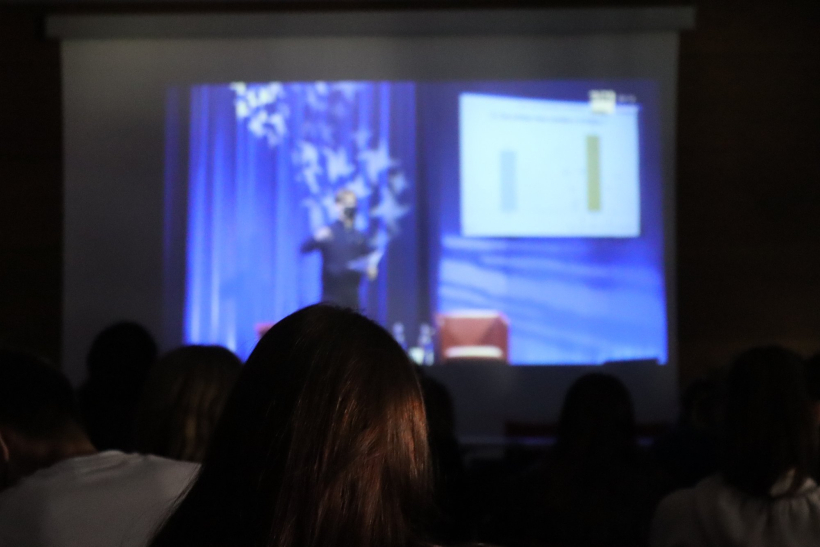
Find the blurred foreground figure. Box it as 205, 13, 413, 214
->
419, 371, 468, 543
78, 322, 158, 451
490, 373, 665, 547
651, 378, 719, 489
149, 304, 434, 547
806, 352, 820, 428
0, 350, 198, 547
135, 345, 241, 462
651, 346, 820, 547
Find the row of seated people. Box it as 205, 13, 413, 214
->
477, 346, 820, 547
1, 304, 819, 547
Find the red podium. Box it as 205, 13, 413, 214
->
255, 323, 275, 339
435, 311, 509, 364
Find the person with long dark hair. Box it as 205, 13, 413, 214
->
485, 373, 665, 547
651, 346, 820, 547
149, 304, 433, 547
135, 345, 242, 463
541, 373, 664, 546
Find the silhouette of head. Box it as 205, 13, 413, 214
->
150, 304, 431, 547
720, 345, 817, 497
557, 373, 637, 465
80, 322, 158, 450
135, 345, 241, 462
0, 351, 89, 485
85, 322, 158, 385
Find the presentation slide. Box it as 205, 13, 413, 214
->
163, 78, 667, 366
460, 93, 640, 237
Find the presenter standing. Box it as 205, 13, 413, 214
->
300, 190, 378, 310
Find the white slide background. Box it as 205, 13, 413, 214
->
461, 93, 640, 238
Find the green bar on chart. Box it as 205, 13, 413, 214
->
500, 150, 517, 212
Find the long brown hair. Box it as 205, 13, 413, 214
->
135, 345, 241, 462
149, 304, 432, 547
720, 346, 818, 497
556, 373, 638, 465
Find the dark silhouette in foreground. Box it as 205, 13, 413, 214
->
652, 378, 718, 490
135, 345, 241, 462
149, 304, 434, 547
78, 322, 158, 451
651, 346, 820, 547
0, 350, 197, 547
486, 373, 666, 547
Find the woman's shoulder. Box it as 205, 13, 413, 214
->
651, 474, 820, 547
650, 476, 723, 547
652, 479, 703, 526
656, 473, 820, 514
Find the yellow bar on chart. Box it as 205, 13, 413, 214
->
586, 135, 601, 212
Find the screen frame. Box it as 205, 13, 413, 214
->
47, 8, 695, 40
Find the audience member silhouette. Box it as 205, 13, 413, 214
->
418, 370, 468, 543
0, 350, 198, 547
491, 373, 664, 547
149, 304, 434, 547
0, 351, 94, 492
807, 353, 820, 480
135, 345, 241, 462
78, 322, 158, 451
806, 352, 820, 424
652, 378, 718, 489
651, 346, 820, 547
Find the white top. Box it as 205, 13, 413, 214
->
0, 450, 199, 547
651, 474, 820, 547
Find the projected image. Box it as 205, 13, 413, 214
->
460, 93, 640, 237
165, 79, 667, 365
174, 81, 417, 355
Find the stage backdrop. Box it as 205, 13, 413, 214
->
418, 80, 668, 365
168, 79, 667, 365
168, 81, 421, 358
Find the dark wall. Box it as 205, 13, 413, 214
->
0, 8, 62, 363
0, 1, 818, 384
675, 1, 820, 381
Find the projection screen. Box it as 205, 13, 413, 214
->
53, 8, 693, 436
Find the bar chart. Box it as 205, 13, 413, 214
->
460, 92, 640, 238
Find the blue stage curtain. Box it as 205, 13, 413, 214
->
182, 82, 419, 358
